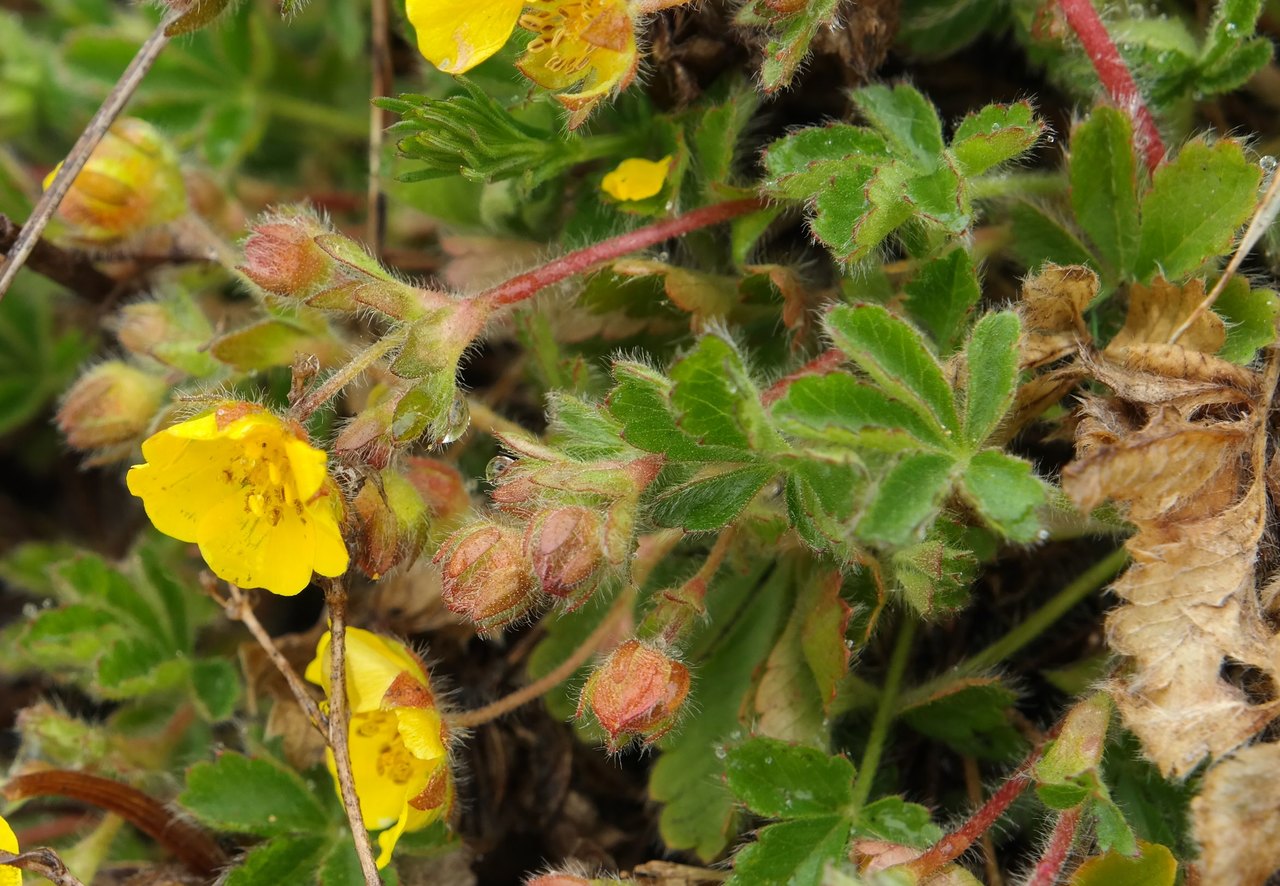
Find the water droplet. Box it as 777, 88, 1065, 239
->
439, 395, 470, 445
1036, 529, 1051, 542
486, 455, 516, 483
21, 602, 37, 619
1045, 133, 1056, 144
1261, 156, 1277, 173
714, 745, 727, 759
657, 250, 670, 263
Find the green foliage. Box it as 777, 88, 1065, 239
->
0, 274, 91, 436
181, 753, 331, 837
734, 0, 843, 92
762, 84, 1043, 262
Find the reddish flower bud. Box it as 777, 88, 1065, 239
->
56, 362, 167, 451
352, 470, 431, 580
434, 521, 539, 632
404, 457, 471, 528
524, 506, 605, 606
578, 640, 691, 751
241, 220, 332, 297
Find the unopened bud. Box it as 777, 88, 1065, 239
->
352, 470, 431, 580
334, 383, 404, 470
48, 118, 187, 244
241, 218, 333, 297
579, 640, 691, 751
113, 294, 218, 376
434, 521, 539, 632
525, 506, 605, 607
56, 362, 166, 451
404, 457, 471, 532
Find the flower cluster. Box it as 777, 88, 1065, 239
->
434, 429, 661, 632
306, 628, 454, 867
126, 403, 349, 596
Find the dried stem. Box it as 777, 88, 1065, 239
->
4, 770, 228, 877
1027, 807, 1083, 886
1169, 164, 1280, 344
218, 581, 328, 735
291, 326, 409, 421
367, 0, 393, 253
475, 198, 768, 308
1058, 0, 1166, 172
0, 215, 119, 301
448, 585, 638, 729
323, 578, 382, 886
0, 848, 88, 886
0, 12, 176, 300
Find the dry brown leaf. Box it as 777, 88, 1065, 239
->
1192, 741, 1280, 885
1018, 263, 1097, 369
1106, 277, 1225, 355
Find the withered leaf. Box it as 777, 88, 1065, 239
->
1018, 263, 1097, 369
1192, 741, 1280, 886
1105, 277, 1224, 356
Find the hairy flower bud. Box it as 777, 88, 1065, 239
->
524, 506, 605, 607
240, 219, 333, 297
48, 118, 187, 244
113, 293, 218, 376
352, 470, 431, 580
56, 362, 167, 451
579, 640, 691, 750
434, 521, 539, 632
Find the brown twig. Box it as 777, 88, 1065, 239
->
216, 581, 328, 736
4, 770, 228, 877
323, 578, 383, 886
0, 848, 88, 886
0, 12, 176, 300
0, 214, 120, 301
367, 0, 393, 254
448, 584, 638, 729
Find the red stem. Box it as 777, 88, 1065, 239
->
1027, 807, 1083, 886
1058, 0, 1166, 172
907, 772, 1033, 876
476, 198, 768, 308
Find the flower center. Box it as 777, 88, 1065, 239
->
224, 435, 299, 528
355, 711, 425, 787
519, 0, 624, 75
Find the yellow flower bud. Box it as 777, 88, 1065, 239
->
47, 118, 187, 244
601, 156, 672, 202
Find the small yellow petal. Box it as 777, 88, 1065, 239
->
406, 0, 523, 74
375, 802, 434, 869
339, 713, 405, 829
126, 445, 238, 543
395, 706, 447, 763
0, 813, 18, 886
601, 155, 672, 202
310, 497, 350, 579
285, 437, 328, 501
344, 628, 425, 712
196, 497, 315, 595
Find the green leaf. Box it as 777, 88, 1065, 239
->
0, 278, 91, 436
1069, 841, 1177, 886
896, 0, 1004, 57
728, 816, 852, 886
950, 102, 1043, 176
1214, 276, 1279, 363
1037, 780, 1092, 810
905, 158, 969, 232
650, 464, 778, 531
1070, 107, 1140, 277
210, 317, 331, 372
1200, 0, 1265, 69
1090, 791, 1139, 856
1197, 37, 1273, 93
810, 163, 915, 262
670, 335, 778, 453
190, 658, 241, 721
900, 677, 1025, 759
891, 520, 980, 617
772, 372, 950, 450
317, 835, 398, 885
961, 311, 1021, 447
761, 125, 889, 199
651, 565, 789, 860
825, 304, 960, 433
783, 456, 864, 551
851, 84, 945, 170
223, 835, 327, 886
725, 738, 855, 818
855, 796, 944, 848
737, 0, 843, 92
95, 639, 189, 698
1134, 138, 1261, 282
1008, 201, 1097, 273
693, 82, 761, 188
608, 362, 742, 462
903, 249, 982, 355
181, 752, 331, 837
959, 451, 1044, 542
799, 574, 853, 716
750, 603, 828, 742
857, 452, 956, 546
545, 394, 632, 459
22, 607, 125, 667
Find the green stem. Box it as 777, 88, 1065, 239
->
290, 326, 410, 420
264, 94, 369, 140
849, 613, 917, 814
899, 547, 1128, 709
969, 171, 1067, 201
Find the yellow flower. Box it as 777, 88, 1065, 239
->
406, 0, 638, 128
601, 155, 673, 201
0, 813, 18, 886
126, 403, 349, 596
305, 628, 453, 868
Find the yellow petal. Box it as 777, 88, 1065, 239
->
309, 495, 350, 579
305, 632, 331, 691
339, 712, 405, 830
601, 155, 672, 201
126, 440, 240, 543
344, 628, 426, 712
406, 0, 523, 74
0, 813, 17, 886
375, 802, 433, 869
395, 706, 447, 764
196, 495, 316, 595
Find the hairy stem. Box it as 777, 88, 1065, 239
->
448, 585, 638, 729
907, 771, 1033, 877
323, 579, 382, 885
219, 581, 328, 736
0, 12, 175, 299
291, 327, 410, 421
476, 198, 768, 308
3, 770, 227, 876
1027, 807, 1083, 886
850, 613, 917, 813
1058, 0, 1166, 171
